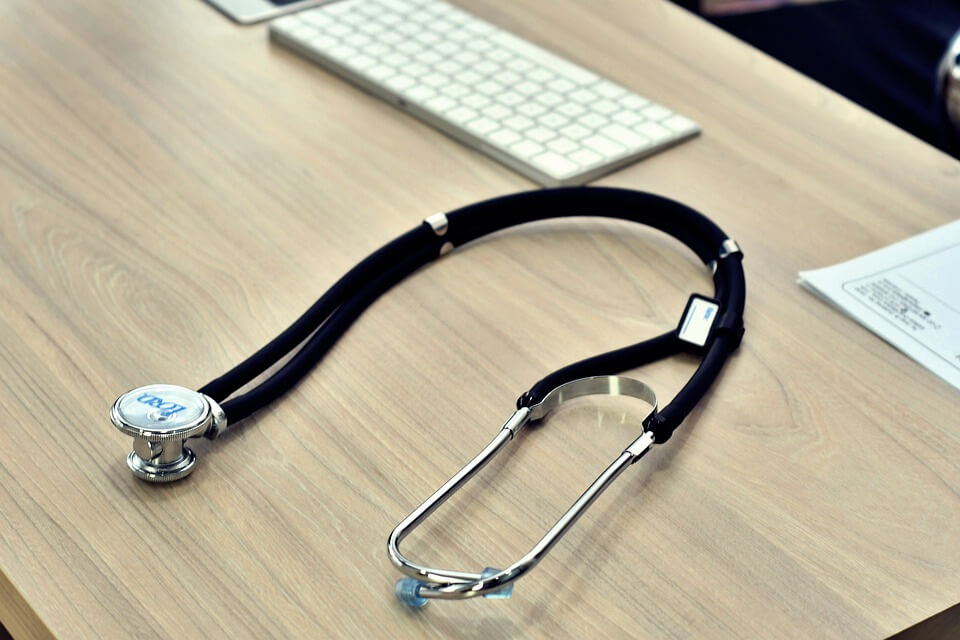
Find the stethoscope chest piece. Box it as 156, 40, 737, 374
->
110, 384, 226, 483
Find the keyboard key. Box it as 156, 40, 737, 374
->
495, 70, 522, 85
446, 106, 479, 123
359, 21, 386, 35
346, 55, 377, 71
535, 92, 564, 107
591, 100, 619, 115
488, 128, 522, 148
431, 21, 455, 35
538, 112, 569, 128
300, 12, 332, 28
424, 95, 457, 113
461, 94, 491, 109
290, 24, 318, 41
582, 135, 627, 158
511, 139, 545, 158
517, 102, 547, 118
382, 52, 411, 67
465, 18, 494, 35
440, 83, 470, 98
560, 123, 591, 140
367, 65, 396, 80
547, 137, 579, 154
397, 40, 424, 56
593, 81, 626, 99
419, 50, 443, 65
496, 91, 524, 107
421, 72, 447, 87
514, 82, 542, 97
272, 15, 302, 33
507, 58, 534, 73
376, 0, 412, 12
443, 6, 470, 22
662, 114, 698, 135
326, 23, 353, 37
309, 34, 338, 51
453, 50, 479, 65
476, 80, 505, 96
527, 68, 554, 83
404, 63, 429, 76
569, 148, 604, 168
619, 94, 650, 110
548, 78, 576, 94
466, 117, 499, 135
378, 32, 404, 46
328, 45, 358, 62
569, 89, 598, 104
435, 60, 461, 75
341, 12, 366, 25
404, 85, 436, 102
448, 28, 473, 42
557, 103, 586, 118
531, 151, 579, 178
612, 110, 644, 127
482, 103, 512, 120
474, 61, 499, 75
636, 121, 672, 143
365, 42, 392, 56
455, 70, 483, 86
384, 75, 417, 92
344, 32, 372, 47
436, 36, 462, 51
466, 39, 493, 53
641, 104, 672, 121
504, 114, 535, 131
578, 113, 607, 129
600, 124, 650, 149
526, 126, 556, 143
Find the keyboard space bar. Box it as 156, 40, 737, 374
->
488, 31, 598, 85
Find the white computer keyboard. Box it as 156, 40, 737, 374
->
270, 0, 700, 186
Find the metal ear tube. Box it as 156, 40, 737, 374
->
387, 376, 658, 606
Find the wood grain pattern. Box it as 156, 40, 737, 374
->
0, 0, 958, 637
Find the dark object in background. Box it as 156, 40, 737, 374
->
674, 0, 960, 158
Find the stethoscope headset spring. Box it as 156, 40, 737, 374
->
110, 186, 745, 606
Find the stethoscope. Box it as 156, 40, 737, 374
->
110, 186, 745, 606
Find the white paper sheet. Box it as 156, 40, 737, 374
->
798, 219, 960, 392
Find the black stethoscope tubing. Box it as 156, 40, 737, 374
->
198, 186, 745, 445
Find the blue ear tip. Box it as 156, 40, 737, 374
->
395, 578, 429, 608
481, 567, 514, 600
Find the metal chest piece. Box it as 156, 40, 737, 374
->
110, 384, 226, 482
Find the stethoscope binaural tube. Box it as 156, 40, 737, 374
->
109, 186, 745, 603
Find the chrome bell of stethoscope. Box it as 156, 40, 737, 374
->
110, 384, 227, 482
388, 375, 658, 606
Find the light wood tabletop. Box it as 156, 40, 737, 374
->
1, 0, 958, 638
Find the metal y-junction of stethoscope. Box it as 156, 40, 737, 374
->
388, 375, 657, 606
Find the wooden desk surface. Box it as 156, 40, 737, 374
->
1, 0, 958, 637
